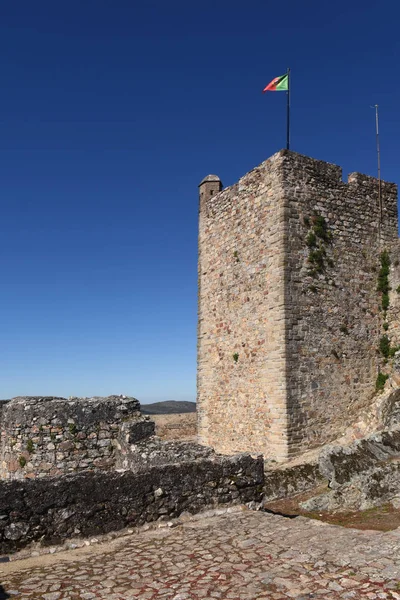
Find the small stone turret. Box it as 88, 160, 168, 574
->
199, 174, 222, 207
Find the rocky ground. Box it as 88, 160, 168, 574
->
2, 507, 400, 599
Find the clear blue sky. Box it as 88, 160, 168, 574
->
0, 1, 398, 402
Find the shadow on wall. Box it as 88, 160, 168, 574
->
0, 586, 10, 599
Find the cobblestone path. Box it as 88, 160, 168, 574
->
2, 509, 400, 599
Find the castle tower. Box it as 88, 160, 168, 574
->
199, 175, 223, 207
197, 150, 398, 462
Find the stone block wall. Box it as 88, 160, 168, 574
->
197, 149, 398, 461
0, 453, 263, 554
197, 153, 288, 459
282, 152, 398, 455
0, 395, 154, 479
386, 241, 400, 348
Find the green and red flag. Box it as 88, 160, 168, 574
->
263, 74, 288, 93
262, 69, 291, 149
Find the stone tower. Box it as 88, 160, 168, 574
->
197, 150, 398, 462
199, 175, 223, 207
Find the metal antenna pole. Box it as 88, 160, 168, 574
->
373, 104, 382, 241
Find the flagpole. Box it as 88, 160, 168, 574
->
286, 67, 290, 150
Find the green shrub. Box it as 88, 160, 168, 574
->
233, 352, 239, 363
376, 372, 389, 392
306, 232, 317, 248
26, 439, 34, 454
377, 250, 391, 298
379, 335, 391, 358
312, 215, 332, 242
19, 456, 26, 468
308, 249, 325, 273
382, 293, 390, 311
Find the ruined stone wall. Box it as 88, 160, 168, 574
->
197, 153, 289, 460
0, 453, 263, 554
282, 151, 398, 455
198, 150, 398, 461
0, 395, 154, 479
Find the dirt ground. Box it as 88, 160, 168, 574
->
152, 412, 197, 440
264, 485, 400, 532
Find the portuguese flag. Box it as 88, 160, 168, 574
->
262, 69, 291, 150
263, 74, 288, 93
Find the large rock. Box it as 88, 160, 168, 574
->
301, 427, 400, 512
319, 429, 400, 488
381, 387, 400, 428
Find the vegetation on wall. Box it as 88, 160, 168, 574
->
304, 214, 333, 278
376, 250, 399, 385
376, 372, 389, 393
378, 250, 391, 316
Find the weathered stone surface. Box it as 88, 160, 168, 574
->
381, 387, 400, 427
301, 461, 400, 512
125, 419, 156, 443
319, 428, 400, 488
116, 437, 215, 472
0, 395, 153, 480
0, 453, 263, 554
197, 149, 399, 461
263, 462, 326, 502
300, 428, 400, 511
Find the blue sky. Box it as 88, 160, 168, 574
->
0, 1, 398, 402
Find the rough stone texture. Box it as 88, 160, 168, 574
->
263, 462, 325, 502
0, 453, 263, 554
382, 387, 400, 427
386, 243, 400, 348
0, 395, 154, 480
3, 510, 400, 599
319, 428, 400, 488
198, 152, 288, 460
301, 461, 400, 512
300, 428, 400, 511
115, 438, 215, 472
198, 149, 398, 461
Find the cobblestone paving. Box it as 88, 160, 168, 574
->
2, 510, 400, 599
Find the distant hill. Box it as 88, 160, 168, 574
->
141, 401, 196, 415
